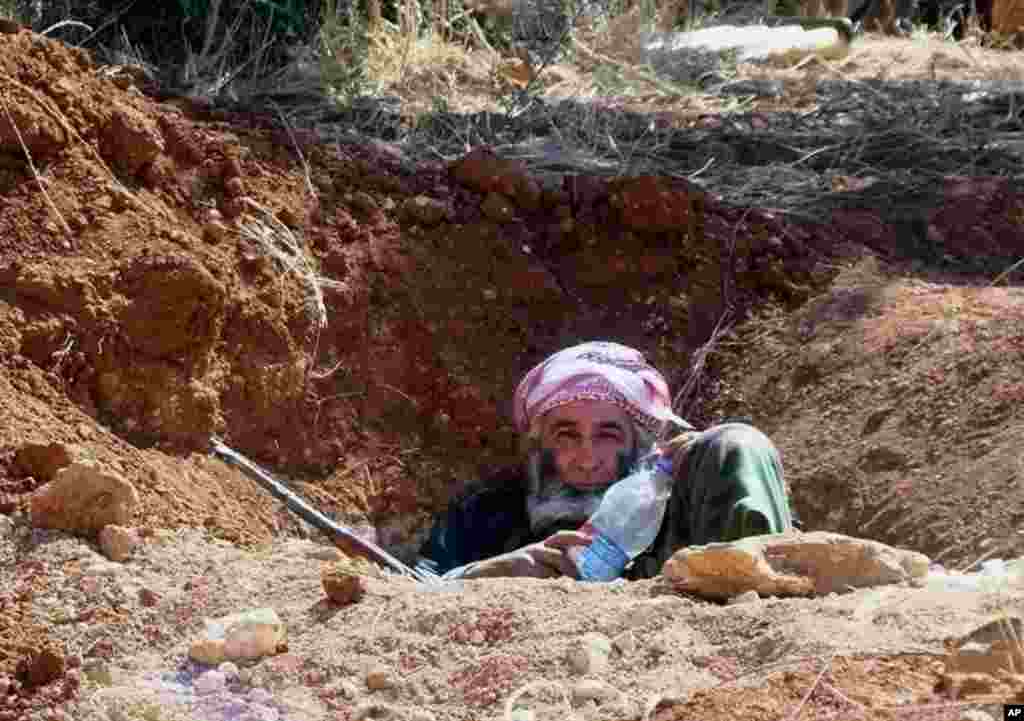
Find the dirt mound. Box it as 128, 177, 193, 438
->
703, 257, 1024, 567
1, 23, 1024, 720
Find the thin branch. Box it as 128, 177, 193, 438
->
784, 653, 835, 721
0, 94, 71, 237
271, 101, 316, 197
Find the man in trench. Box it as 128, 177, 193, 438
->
415, 341, 796, 581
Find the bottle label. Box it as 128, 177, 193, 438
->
578, 534, 629, 582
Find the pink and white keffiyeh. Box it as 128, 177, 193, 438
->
513, 341, 691, 436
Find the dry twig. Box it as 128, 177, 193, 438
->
0, 93, 72, 237
784, 652, 836, 721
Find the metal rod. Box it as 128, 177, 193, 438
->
209, 436, 438, 584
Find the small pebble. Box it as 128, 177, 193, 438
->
224, 176, 245, 198
322, 567, 367, 605
306, 546, 344, 562
728, 590, 761, 605
365, 666, 395, 690
247, 687, 273, 704
567, 634, 613, 675
203, 221, 228, 244
353, 702, 398, 720
958, 711, 996, 721
194, 670, 226, 694
339, 679, 360, 699
0, 515, 14, 538
612, 631, 636, 656
572, 679, 616, 704
83, 660, 113, 686
80, 560, 123, 577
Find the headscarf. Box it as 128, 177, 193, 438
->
514, 341, 692, 535
513, 341, 692, 438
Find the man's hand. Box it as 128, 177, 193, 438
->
662, 430, 700, 470
457, 530, 592, 580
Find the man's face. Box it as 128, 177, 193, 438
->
540, 400, 635, 490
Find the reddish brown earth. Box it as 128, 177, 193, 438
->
1, 24, 1023, 721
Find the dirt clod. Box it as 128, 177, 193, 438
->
321, 566, 368, 605
18, 646, 64, 689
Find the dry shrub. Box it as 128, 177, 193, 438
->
362, 26, 501, 112
22, 0, 323, 104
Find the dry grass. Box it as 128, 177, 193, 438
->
238, 199, 342, 336
365, 27, 500, 114
0, 91, 71, 237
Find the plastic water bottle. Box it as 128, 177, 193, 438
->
576, 455, 674, 582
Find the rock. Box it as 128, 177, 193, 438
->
662, 530, 930, 600
0, 18, 22, 34
224, 176, 245, 198
567, 633, 613, 675
365, 666, 395, 690
350, 191, 379, 214
306, 546, 344, 563
481, 192, 517, 224
728, 590, 761, 605
102, 105, 164, 174
401, 195, 448, 226
0, 94, 66, 158
203, 221, 228, 244
222, 156, 243, 179
137, 588, 160, 607
189, 638, 227, 666
322, 566, 368, 605
572, 679, 617, 704
194, 670, 226, 695
450, 148, 540, 210
609, 176, 702, 233
938, 671, 997, 697
408, 710, 437, 721
86, 638, 117, 660
189, 608, 285, 665
98, 525, 138, 562
248, 688, 273, 704
13, 442, 72, 482
80, 559, 124, 577
958, 711, 996, 721
19, 646, 65, 688
354, 702, 402, 720
508, 709, 535, 721
30, 462, 139, 536
945, 617, 1024, 676
612, 631, 636, 656
82, 660, 113, 686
